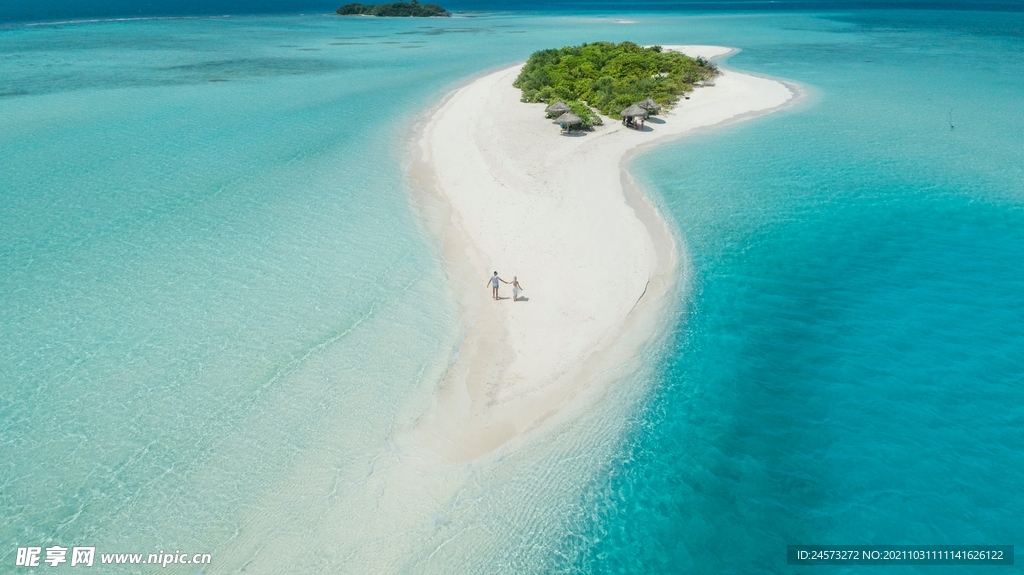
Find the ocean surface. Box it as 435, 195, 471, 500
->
2, 7, 1022, 574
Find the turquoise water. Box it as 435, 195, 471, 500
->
561, 11, 1024, 574
2, 9, 1022, 573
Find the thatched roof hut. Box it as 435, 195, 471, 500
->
638, 98, 662, 111
621, 104, 648, 118
545, 100, 572, 115
554, 111, 583, 125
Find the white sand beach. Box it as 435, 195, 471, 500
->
213, 46, 797, 574
410, 46, 795, 461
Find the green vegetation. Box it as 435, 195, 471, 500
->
514, 41, 719, 120
552, 101, 602, 130
336, 0, 450, 17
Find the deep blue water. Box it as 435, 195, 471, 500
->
2, 0, 1022, 26
559, 10, 1024, 573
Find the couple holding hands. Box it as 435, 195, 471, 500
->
488, 271, 524, 301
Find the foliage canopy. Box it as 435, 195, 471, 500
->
513, 42, 718, 120
556, 101, 602, 130
336, 1, 450, 17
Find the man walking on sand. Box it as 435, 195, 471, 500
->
487, 271, 507, 300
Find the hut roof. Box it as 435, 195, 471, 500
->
545, 100, 572, 114
638, 98, 662, 111
621, 104, 648, 118
554, 111, 583, 125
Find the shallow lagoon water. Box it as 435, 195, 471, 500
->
2, 9, 1022, 573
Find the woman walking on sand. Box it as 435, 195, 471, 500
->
511, 276, 524, 301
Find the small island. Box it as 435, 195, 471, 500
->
514, 41, 719, 128
336, 0, 450, 17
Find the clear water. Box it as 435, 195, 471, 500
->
560, 11, 1024, 574
3, 0, 1022, 27
2, 8, 1022, 574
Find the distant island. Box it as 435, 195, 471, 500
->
336, 0, 450, 17
514, 41, 719, 126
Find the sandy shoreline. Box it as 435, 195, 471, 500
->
408, 46, 796, 461
210, 46, 798, 573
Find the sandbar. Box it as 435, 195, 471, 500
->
409, 45, 795, 461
